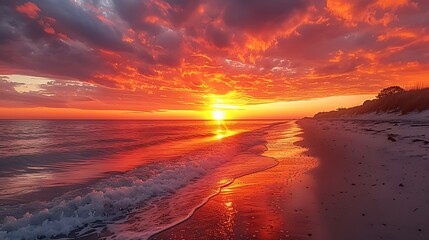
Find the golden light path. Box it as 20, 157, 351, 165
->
211, 103, 234, 139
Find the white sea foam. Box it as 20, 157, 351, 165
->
0, 130, 274, 240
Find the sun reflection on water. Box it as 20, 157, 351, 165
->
214, 120, 235, 139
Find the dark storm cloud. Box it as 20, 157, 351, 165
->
223, 0, 310, 32
154, 29, 184, 66
165, 0, 202, 25
0, 32, 111, 83
35, 0, 130, 51
0, 2, 42, 43
316, 57, 367, 75
380, 41, 429, 64
113, 0, 165, 35
206, 25, 232, 48
0, 1, 116, 83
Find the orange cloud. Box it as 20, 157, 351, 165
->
16, 2, 40, 19
327, 0, 413, 26
1, 0, 429, 119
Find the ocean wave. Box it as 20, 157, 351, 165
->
0, 130, 273, 240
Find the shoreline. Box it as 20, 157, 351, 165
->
148, 158, 281, 239
152, 121, 320, 239
152, 117, 429, 240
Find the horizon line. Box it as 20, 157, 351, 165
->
0, 118, 303, 121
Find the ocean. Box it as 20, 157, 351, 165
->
0, 120, 291, 239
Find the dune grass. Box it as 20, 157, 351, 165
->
314, 88, 429, 118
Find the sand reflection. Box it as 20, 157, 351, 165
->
154, 121, 322, 239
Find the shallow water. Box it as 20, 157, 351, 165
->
0, 120, 289, 239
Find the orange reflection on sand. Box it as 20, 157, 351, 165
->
151, 121, 322, 239
222, 200, 236, 236
213, 121, 319, 239
218, 179, 231, 185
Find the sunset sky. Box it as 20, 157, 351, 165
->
1, 0, 428, 119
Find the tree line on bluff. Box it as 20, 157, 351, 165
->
314, 86, 429, 119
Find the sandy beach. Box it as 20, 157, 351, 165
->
152, 118, 429, 240
298, 118, 429, 240
152, 121, 320, 240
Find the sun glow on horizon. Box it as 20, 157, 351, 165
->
210, 104, 233, 139
212, 110, 225, 121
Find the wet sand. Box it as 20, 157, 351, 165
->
152, 119, 429, 240
151, 122, 320, 239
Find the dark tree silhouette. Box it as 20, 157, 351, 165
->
376, 86, 405, 99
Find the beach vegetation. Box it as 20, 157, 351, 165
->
376, 86, 405, 99
314, 87, 429, 118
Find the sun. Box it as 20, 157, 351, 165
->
212, 110, 225, 121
